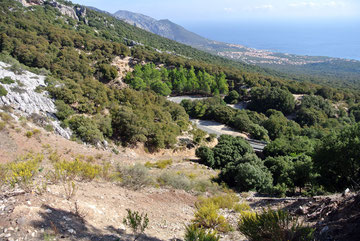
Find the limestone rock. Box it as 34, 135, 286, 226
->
0, 62, 72, 139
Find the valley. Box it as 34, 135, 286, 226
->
0, 0, 360, 240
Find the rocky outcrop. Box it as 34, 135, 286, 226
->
15, 0, 44, 7
0, 62, 72, 139
15, 0, 88, 23
48, 0, 79, 21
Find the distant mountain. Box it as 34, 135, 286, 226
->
112, 10, 360, 89
113, 10, 219, 51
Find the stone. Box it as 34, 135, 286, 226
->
342, 188, 351, 197
320, 226, 329, 235
45, 209, 52, 214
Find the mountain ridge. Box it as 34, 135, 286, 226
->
112, 9, 360, 89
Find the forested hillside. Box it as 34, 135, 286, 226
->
0, 0, 360, 197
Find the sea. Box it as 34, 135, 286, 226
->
182, 19, 360, 61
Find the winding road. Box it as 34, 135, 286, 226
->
168, 96, 267, 152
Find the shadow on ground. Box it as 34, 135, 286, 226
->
31, 204, 166, 241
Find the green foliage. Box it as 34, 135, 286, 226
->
55, 100, 74, 121
314, 123, 360, 192
191, 128, 207, 145
111, 89, 187, 150
262, 111, 301, 140
197, 193, 239, 210
144, 159, 173, 169
0, 76, 15, 84
150, 80, 171, 96
6, 153, 43, 190
125, 63, 228, 96
97, 63, 118, 82
192, 201, 232, 233
234, 202, 251, 213
238, 208, 314, 241
224, 159, 273, 192
210, 135, 254, 169
123, 209, 149, 240
299, 95, 336, 118
224, 90, 240, 104
0, 84, 7, 97
68, 115, 104, 144
263, 136, 315, 157
295, 107, 327, 127
54, 159, 101, 182
265, 155, 317, 194
248, 87, 295, 115
196, 146, 215, 167
196, 135, 273, 193
184, 225, 220, 241
25, 131, 33, 138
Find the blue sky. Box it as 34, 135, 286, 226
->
72, 0, 360, 23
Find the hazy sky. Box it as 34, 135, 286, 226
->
72, 0, 360, 22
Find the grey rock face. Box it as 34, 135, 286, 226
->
48, 0, 79, 21
0, 62, 72, 139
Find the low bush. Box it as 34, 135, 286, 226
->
234, 202, 251, 213
192, 201, 232, 233
184, 224, 220, 241
7, 154, 43, 190
157, 171, 192, 191
145, 159, 173, 169
117, 164, 152, 190
123, 209, 149, 240
238, 208, 314, 241
25, 131, 33, 138
0, 76, 15, 84
197, 193, 239, 210
0, 84, 7, 97
54, 159, 101, 182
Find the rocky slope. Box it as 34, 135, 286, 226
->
0, 62, 71, 139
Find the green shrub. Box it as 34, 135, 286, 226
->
55, 100, 74, 121
184, 224, 220, 241
0, 84, 7, 97
192, 201, 232, 233
191, 128, 207, 145
44, 124, 54, 132
7, 153, 43, 190
238, 208, 314, 241
123, 209, 149, 240
144, 159, 173, 169
234, 202, 251, 213
224, 90, 240, 104
157, 171, 192, 191
68, 115, 103, 144
54, 159, 101, 182
0, 76, 15, 84
25, 131, 33, 138
117, 164, 152, 190
198, 193, 239, 210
